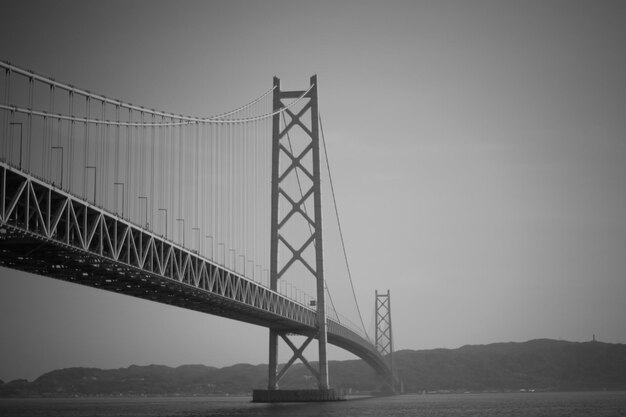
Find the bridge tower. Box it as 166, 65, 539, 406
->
254, 75, 339, 402
375, 289, 397, 393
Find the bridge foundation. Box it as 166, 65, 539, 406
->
252, 388, 344, 403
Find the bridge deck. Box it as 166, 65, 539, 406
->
0, 162, 391, 377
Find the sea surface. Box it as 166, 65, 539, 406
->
1, 391, 625, 417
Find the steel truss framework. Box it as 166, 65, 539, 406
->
268, 75, 330, 390
375, 290, 399, 392
0, 161, 391, 378
375, 290, 393, 356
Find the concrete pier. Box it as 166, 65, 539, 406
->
252, 389, 345, 402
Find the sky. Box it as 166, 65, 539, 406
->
1, 0, 625, 382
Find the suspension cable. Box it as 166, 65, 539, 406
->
319, 112, 369, 340
0, 61, 312, 125
0, 89, 312, 126
0, 61, 273, 122
210, 86, 276, 119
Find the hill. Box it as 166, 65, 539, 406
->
1, 339, 624, 397
394, 339, 626, 392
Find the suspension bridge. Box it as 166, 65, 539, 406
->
0, 61, 398, 401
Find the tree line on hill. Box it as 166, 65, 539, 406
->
1, 339, 624, 397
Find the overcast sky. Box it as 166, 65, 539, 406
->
1, 0, 625, 383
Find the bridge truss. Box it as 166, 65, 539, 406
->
0, 162, 390, 376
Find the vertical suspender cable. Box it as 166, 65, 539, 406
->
102, 102, 107, 208
96, 101, 100, 206
204, 122, 208, 255
49, 86, 55, 182
44, 85, 52, 181
196, 121, 199, 251
204, 121, 208, 256
212, 122, 218, 259
130, 111, 135, 221
169, 118, 174, 238
198, 121, 203, 254
43, 85, 51, 180
26, 76, 33, 173
234, 121, 238, 269
160, 115, 165, 232
105, 118, 110, 210
84, 96, 90, 200
151, 113, 155, 228
2, 68, 10, 161
237, 121, 242, 272
51, 86, 56, 183
217, 122, 222, 261
132, 111, 137, 221
98, 101, 104, 205
68, 91, 74, 193
238, 121, 243, 270
126, 108, 131, 220
195, 120, 199, 249
95, 102, 100, 206
179, 120, 183, 245
245, 117, 250, 276
115, 104, 120, 214
263, 99, 268, 278
229, 121, 233, 263
252, 115, 256, 280
209, 121, 213, 258
57, 116, 63, 190
140, 111, 145, 218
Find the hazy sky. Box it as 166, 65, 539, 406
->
1, 0, 625, 382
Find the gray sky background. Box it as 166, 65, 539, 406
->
1, 0, 625, 382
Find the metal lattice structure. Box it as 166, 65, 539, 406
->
375, 290, 393, 356
0, 162, 390, 377
375, 290, 397, 391
268, 76, 329, 390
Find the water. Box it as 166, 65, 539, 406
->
1, 392, 625, 417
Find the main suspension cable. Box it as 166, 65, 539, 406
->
319, 112, 369, 340
0, 89, 311, 126
0, 61, 312, 126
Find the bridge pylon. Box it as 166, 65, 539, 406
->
253, 75, 339, 402
375, 289, 400, 394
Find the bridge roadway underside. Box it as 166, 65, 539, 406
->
0, 162, 391, 379
0, 226, 391, 380
0, 226, 305, 333
0, 226, 390, 376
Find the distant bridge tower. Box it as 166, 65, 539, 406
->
375, 289, 397, 392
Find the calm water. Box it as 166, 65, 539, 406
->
1, 392, 625, 417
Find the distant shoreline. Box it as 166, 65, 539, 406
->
2, 339, 625, 397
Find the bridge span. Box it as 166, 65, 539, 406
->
0, 60, 397, 398
0, 161, 390, 380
